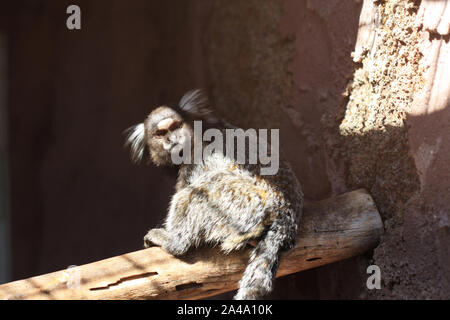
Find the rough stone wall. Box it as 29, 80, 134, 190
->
339, 0, 423, 222
338, 0, 449, 299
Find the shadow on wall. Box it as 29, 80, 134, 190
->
269, 104, 450, 300
1, 0, 194, 281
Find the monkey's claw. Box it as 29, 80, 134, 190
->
143, 228, 167, 248
143, 236, 156, 248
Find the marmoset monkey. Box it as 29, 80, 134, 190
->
125, 89, 303, 300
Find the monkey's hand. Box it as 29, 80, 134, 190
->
143, 228, 168, 248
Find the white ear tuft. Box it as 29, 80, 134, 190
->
124, 123, 146, 163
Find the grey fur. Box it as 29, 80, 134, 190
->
125, 90, 303, 300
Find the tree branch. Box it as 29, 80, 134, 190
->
0, 189, 383, 300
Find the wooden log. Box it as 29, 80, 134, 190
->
0, 188, 383, 300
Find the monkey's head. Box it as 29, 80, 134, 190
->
125, 89, 218, 166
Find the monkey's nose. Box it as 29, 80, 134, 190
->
169, 133, 181, 144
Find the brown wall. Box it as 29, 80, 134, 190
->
3, 0, 194, 280
1, 0, 448, 299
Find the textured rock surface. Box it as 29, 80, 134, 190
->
338, 0, 449, 299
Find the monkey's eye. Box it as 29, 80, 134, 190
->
169, 121, 182, 131
154, 129, 168, 137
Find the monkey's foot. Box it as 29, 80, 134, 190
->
143, 228, 167, 248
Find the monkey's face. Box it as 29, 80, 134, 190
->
144, 106, 193, 166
